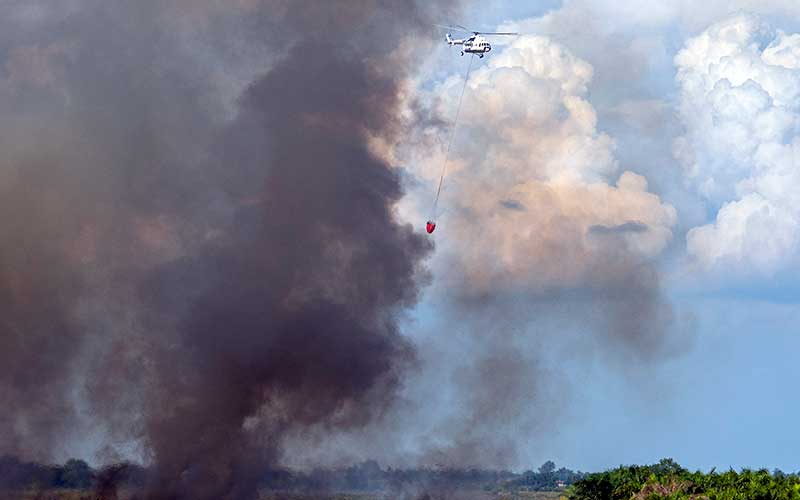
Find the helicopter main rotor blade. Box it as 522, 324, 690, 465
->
433, 24, 473, 34
478, 32, 519, 36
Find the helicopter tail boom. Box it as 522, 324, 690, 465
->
446, 33, 464, 45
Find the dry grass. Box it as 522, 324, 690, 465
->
258, 491, 565, 500
0, 488, 138, 500
0, 488, 566, 500
499, 492, 565, 500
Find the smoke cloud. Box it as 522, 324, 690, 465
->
348, 33, 685, 469
0, 0, 708, 491
0, 0, 457, 498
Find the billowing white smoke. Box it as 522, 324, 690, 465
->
371, 35, 680, 469
675, 14, 800, 274
411, 35, 676, 294
283, 31, 687, 473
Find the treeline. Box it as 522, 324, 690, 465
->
263, 459, 585, 492
0, 456, 144, 492
569, 458, 800, 500
0, 456, 585, 493
506, 460, 587, 491
266, 460, 511, 491
7, 456, 800, 497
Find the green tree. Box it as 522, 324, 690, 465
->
539, 460, 556, 475
59, 458, 92, 489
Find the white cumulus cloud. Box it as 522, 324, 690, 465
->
407, 35, 677, 295
675, 14, 800, 274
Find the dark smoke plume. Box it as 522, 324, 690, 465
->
0, 0, 688, 493
0, 1, 456, 498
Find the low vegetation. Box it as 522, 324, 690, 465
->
5, 456, 800, 499
0, 456, 582, 498
568, 458, 800, 500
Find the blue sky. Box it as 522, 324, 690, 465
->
554, 295, 800, 472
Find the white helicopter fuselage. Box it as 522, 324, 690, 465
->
446, 34, 491, 57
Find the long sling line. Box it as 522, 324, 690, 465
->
431, 53, 474, 220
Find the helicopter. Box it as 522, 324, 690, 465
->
436, 24, 519, 58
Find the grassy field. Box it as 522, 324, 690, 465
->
0, 490, 88, 500
0, 489, 138, 500
508, 493, 565, 500
0, 489, 566, 500
260, 491, 566, 500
